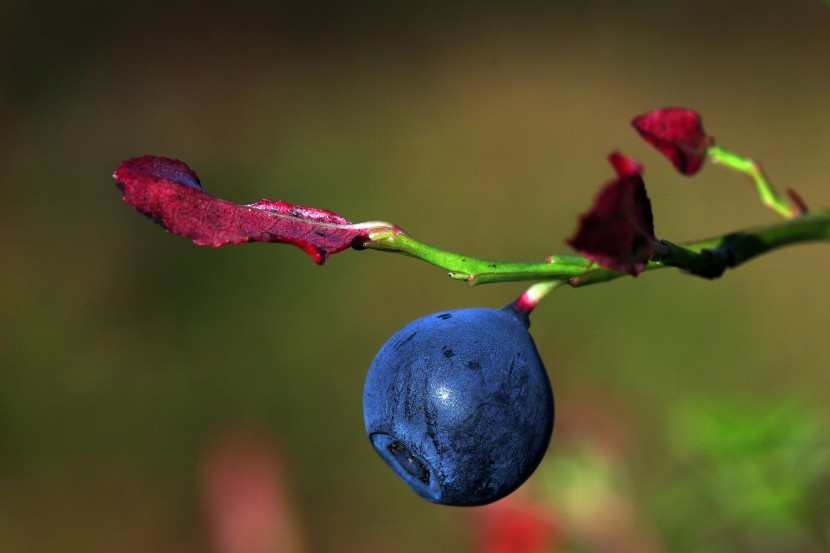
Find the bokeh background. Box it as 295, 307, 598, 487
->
2, 1, 830, 552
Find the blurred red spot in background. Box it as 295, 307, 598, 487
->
472, 493, 560, 553
200, 426, 305, 553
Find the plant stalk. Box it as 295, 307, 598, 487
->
364, 211, 830, 288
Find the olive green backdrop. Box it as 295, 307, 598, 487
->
1, 1, 829, 551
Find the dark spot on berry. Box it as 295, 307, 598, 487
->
467, 360, 481, 370
436, 313, 453, 320
387, 441, 430, 485
442, 348, 455, 358
393, 331, 418, 351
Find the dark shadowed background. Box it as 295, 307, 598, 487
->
2, 1, 830, 552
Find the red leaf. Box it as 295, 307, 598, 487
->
566, 152, 657, 276
114, 156, 388, 264
631, 108, 712, 176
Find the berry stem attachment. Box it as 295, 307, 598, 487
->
510, 280, 563, 317
707, 145, 803, 219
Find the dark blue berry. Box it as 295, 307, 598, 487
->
363, 305, 554, 506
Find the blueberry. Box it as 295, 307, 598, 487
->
363, 305, 554, 506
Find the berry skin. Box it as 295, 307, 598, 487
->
363, 305, 554, 506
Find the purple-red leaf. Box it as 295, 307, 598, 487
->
114, 155, 383, 264
631, 108, 712, 176
567, 152, 657, 276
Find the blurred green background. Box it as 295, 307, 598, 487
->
2, 1, 830, 551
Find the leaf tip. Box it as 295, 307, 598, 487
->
114, 155, 371, 264
114, 155, 202, 191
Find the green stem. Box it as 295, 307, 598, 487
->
570, 211, 830, 287
708, 145, 800, 219
364, 227, 596, 285
364, 211, 830, 288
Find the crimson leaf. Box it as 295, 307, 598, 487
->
631, 108, 712, 176
567, 152, 657, 276
114, 156, 383, 264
